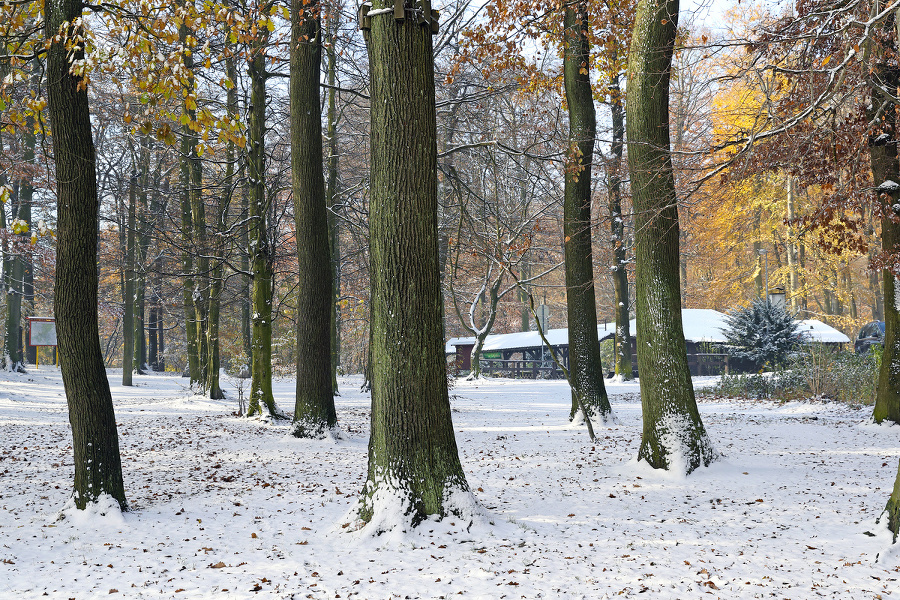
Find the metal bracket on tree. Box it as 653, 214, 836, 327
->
358, 0, 440, 37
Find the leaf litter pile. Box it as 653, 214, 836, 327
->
1, 368, 899, 598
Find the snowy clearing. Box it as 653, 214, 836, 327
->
1, 367, 899, 599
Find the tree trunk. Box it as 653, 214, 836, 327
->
873, 149, 900, 424
626, 0, 717, 474
45, 0, 127, 510
148, 179, 167, 372
608, 68, 632, 380
325, 7, 342, 394
1, 174, 10, 369
240, 171, 251, 372
290, 0, 337, 437
5, 183, 24, 371
122, 172, 137, 386
245, 28, 279, 418
357, 6, 471, 529
562, 2, 613, 422
178, 2, 200, 386
786, 176, 801, 314
882, 459, 900, 543
205, 34, 239, 402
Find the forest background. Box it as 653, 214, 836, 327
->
0, 0, 881, 383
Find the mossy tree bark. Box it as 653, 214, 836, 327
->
178, 0, 201, 386
45, 0, 127, 510
122, 171, 137, 386
607, 67, 632, 381
290, 0, 337, 437
5, 184, 25, 371
134, 142, 152, 374
245, 26, 279, 418
357, 6, 471, 528
870, 28, 900, 425
5, 60, 36, 371
883, 459, 900, 543
205, 38, 239, 402
325, 11, 342, 394
562, 3, 613, 422
626, 0, 716, 474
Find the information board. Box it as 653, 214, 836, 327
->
29, 319, 57, 347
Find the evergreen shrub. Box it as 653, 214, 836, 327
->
722, 298, 800, 369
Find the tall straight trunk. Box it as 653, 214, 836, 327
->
786, 176, 801, 313
562, 3, 613, 421
871, 58, 900, 425
190, 138, 209, 390
357, 6, 471, 528
205, 33, 239, 401
0, 174, 9, 368
290, 1, 336, 437
246, 27, 279, 417
626, 0, 716, 474
240, 175, 251, 371
325, 7, 342, 393
132, 142, 151, 373
608, 68, 632, 380
122, 172, 137, 386
205, 207, 224, 399
148, 179, 167, 372
178, 2, 200, 385
844, 263, 857, 320
753, 209, 764, 298
5, 183, 24, 370
19, 60, 37, 366
148, 302, 159, 369
45, 0, 126, 510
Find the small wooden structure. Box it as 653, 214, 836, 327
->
447, 309, 855, 379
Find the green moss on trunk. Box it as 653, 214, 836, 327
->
290, 0, 337, 437
625, 0, 716, 474
562, 3, 613, 422
357, 6, 471, 528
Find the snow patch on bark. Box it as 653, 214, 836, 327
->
873, 513, 900, 563
58, 494, 126, 526
289, 419, 343, 441
638, 411, 719, 476
342, 475, 483, 542
570, 406, 619, 427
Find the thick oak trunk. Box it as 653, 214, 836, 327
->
870, 52, 900, 426
45, 0, 126, 510
562, 3, 613, 421
290, 2, 337, 436
608, 69, 632, 380
626, 0, 716, 474
246, 32, 279, 418
357, 5, 471, 529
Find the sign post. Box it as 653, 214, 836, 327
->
27, 317, 58, 367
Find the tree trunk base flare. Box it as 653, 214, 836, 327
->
570, 404, 619, 427
290, 418, 342, 440
5, 359, 27, 374
59, 493, 126, 522
357, 10, 474, 533
625, 0, 718, 476
879, 459, 900, 545
561, 3, 615, 426
348, 468, 482, 536
637, 407, 719, 475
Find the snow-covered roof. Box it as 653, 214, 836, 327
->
446, 309, 731, 352
796, 319, 851, 344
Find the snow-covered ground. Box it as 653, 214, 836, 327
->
1, 367, 899, 598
